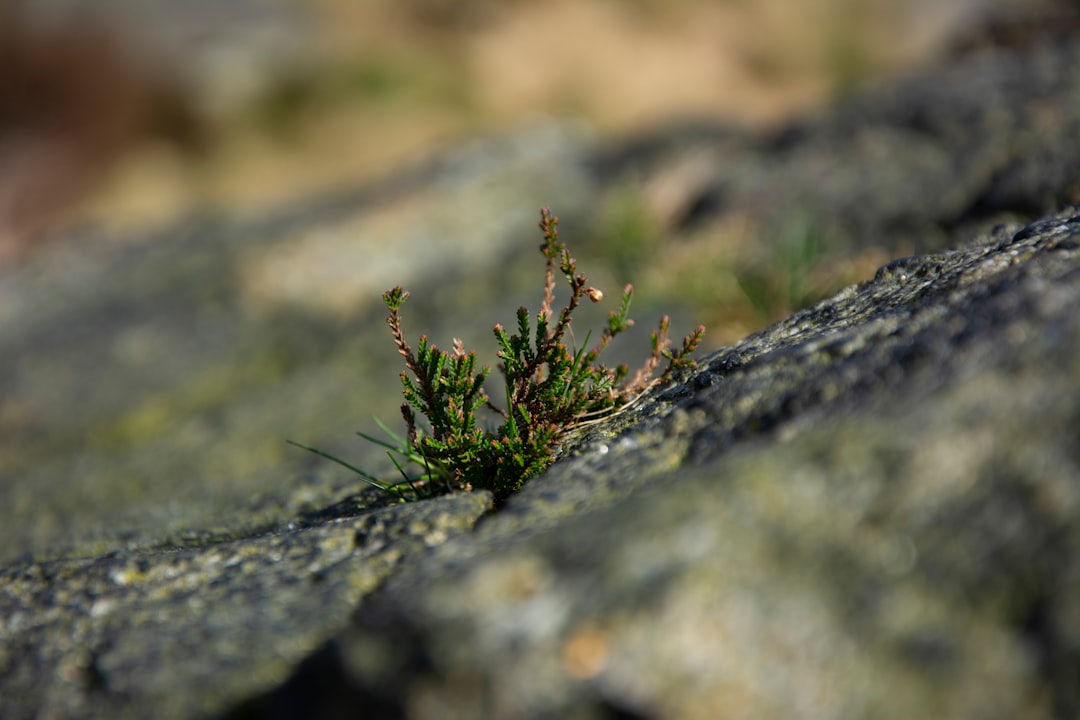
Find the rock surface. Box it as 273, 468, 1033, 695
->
234, 209, 1080, 720
3, 29, 1080, 720
595, 34, 1080, 252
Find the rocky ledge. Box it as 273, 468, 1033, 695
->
5, 205, 1080, 720
230, 207, 1080, 720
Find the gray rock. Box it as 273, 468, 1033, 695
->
595, 37, 1080, 253
0, 491, 492, 720
231, 208, 1080, 720
4, 27, 1080, 720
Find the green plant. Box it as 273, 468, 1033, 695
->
291, 207, 704, 502
735, 215, 830, 322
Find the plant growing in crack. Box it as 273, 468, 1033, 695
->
291, 207, 704, 502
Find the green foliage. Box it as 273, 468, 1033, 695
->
590, 184, 663, 280
736, 216, 830, 321
292, 207, 704, 502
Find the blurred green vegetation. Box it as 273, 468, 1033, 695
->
586, 184, 666, 282
735, 216, 832, 322
580, 186, 891, 345
78, 0, 963, 351
90, 0, 963, 226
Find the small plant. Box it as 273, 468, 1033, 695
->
291, 207, 704, 502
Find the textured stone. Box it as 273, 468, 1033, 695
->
4, 27, 1080, 720
231, 207, 1080, 720
0, 491, 492, 720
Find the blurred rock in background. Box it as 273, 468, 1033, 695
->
0, 4, 193, 260
0, 0, 307, 259
2, 0, 1069, 253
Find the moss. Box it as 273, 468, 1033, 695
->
87, 354, 290, 450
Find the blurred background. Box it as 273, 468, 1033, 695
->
2, 0, 1045, 248
1, 0, 1074, 561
